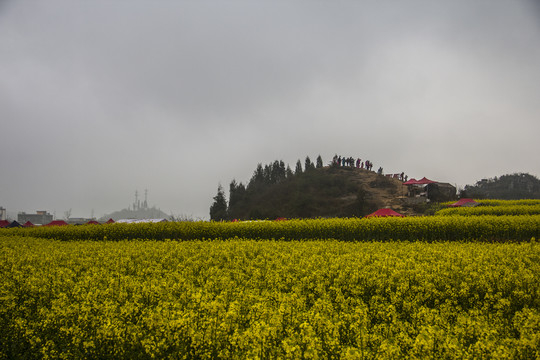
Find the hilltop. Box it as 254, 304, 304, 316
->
99, 191, 171, 221
99, 207, 171, 222
212, 160, 415, 220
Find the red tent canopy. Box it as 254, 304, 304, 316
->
0, 220, 10, 228
105, 218, 115, 224
44, 220, 69, 227
23, 221, 35, 227
365, 208, 405, 218
86, 220, 100, 225
449, 198, 478, 207
403, 178, 418, 185
404, 177, 437, 185
418, 177, 437, 184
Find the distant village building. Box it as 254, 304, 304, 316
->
0, 207, 6, 221
66, 217, 95, 225
18, 211, 53, 226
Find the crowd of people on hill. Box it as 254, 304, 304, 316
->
332, 154, 374, 171
332, 154, 408, 182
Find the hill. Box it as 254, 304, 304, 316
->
99, 207, 170, 222
215, 162, 412, 220
460, 173, 540, 200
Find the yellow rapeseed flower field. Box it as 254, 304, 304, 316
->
0, 237, 538, 359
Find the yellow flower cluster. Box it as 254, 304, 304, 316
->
4, 215, 539, 242
1, 237, 538, 359
437, 203, 540, 217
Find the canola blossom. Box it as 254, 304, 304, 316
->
1, 237, 538, 359
3, 215, 539, 242
436, 204, 540, 217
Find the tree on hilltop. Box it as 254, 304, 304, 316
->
316, 155, 323, 168
295, 160, 303, 175
210, 184, 228, 221
229, 180, 246, 209
305, 156, 315, 172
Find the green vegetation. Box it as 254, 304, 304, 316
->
210, 157, 401, 221
1, 237, 538, 359
460, 173, 540, 200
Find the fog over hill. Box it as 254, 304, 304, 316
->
99, 207, 170, 222
99, 190, 171, 221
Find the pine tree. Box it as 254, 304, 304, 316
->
286, 165, 294, 178
305, 156, 314, 171
295, 160, 303, 174
210, 184, 228, 221
229, 180, 246, 208
316, 155, 323, 168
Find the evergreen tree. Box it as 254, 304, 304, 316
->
228, 179, 246, 208
305, 156, 314, 171
210, 184, 228, 221
316, 155, 323, 168
286, 165, 294, 178
248, 163, 265, 189
263, 164, 272, 183
295, 159, 303, 174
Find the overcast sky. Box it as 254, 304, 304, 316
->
1, 0, 539, 220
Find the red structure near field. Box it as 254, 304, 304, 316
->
365, 208, 405, 218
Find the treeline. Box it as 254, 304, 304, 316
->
210, 156, 325, 221
209, 155, 391, 221
460, 173, 540, 200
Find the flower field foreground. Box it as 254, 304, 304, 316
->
3, 215, 539, 241
1, 237, 538, 359
436, 204, 540, 217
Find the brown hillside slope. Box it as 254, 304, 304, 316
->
326, 167, 412, 216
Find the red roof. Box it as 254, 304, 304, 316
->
23, 221, 35, 227
105, 218, 115, 224
449, 198, 478, 207
0, 220, 10, 228
403, 178, 418, 185
44, 220, 69, 227
403, 177, 437, 185
418, 177, 437, 184
365, 208, 405, 218
86, 220, 100, 225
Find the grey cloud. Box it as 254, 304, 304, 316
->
1, 0, 539, 219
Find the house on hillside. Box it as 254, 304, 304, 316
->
426, 182, 457, 202
403, 178, 456, 203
